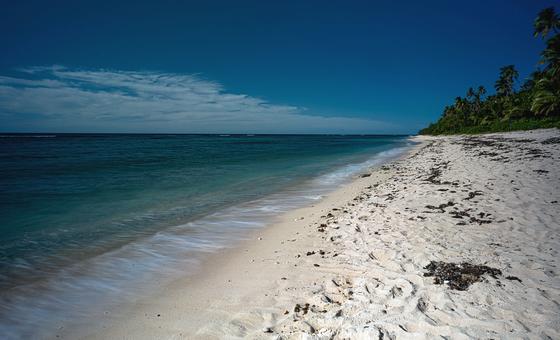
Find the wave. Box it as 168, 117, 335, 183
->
313, 146, 410, 186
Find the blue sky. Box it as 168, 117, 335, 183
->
0, 0, 556, 134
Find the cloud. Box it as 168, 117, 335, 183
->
0, 66, 394, 133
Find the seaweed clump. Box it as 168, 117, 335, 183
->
542, 137, 560, 144
423, 261, 502, 290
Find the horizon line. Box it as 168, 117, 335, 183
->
0, 131, 415, 137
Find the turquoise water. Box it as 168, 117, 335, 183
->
0, 133, 411, 338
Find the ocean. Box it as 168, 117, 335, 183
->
0, 133, 412, 338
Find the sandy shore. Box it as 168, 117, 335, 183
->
66, 129, 559, 339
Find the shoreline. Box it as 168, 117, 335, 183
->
56, 141, 423, 339
33, 139, 418, 340
62, 129, 559, 339
1, 137, 415, 340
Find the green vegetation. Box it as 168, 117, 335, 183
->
420, 7, 560, 135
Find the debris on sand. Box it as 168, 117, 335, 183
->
423, 261, 502, 291
542, 137, 560, 144
425, 201, 455, 212
463, 191, 483, 200
469, 215, 493, 225
449, 209, 470, 219
506, 275, 522, 282
294, 303, 310, 315
425, 162, 452, 185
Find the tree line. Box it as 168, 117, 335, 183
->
420, 7, 560, 135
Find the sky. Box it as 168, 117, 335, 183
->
0, 0, 556, 134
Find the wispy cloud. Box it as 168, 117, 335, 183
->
0, 66, 393, 133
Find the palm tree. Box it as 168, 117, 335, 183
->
454, 96, 467, 112
531, 77, 560, 115
453, 96, 470, 124
521, 71, 544, 91
442, 105, 454, 117
534, 7, 560, 39
472, 86, 486, 115
477, 86, 487, 97
532, 7, 559, 116
420, 6, 560, 134
466, 87, 476, 100
495, 65, 519, 97
541, 35, 560, 77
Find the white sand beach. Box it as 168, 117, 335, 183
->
66, 129, 559, 339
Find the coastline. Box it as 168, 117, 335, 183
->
0, 136, 414, 340
58, 140, 423, 339
64, 129, 559, 339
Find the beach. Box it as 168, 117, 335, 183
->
0, 135, 413, 339
62, 128, 559, 339
3, 2, 560, 339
